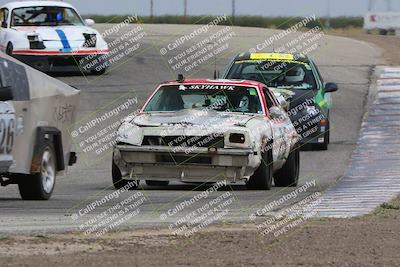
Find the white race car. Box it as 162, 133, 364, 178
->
0, 1, 109, 74
113, 79, 300, 190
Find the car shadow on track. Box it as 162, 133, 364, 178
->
137, 183, 248, 191
0, 197, 24, 201
49, 71, 106, 77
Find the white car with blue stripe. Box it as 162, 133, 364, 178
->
0, 1, 109, 74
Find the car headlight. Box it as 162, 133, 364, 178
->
27, 34, 40, 42
27, 34, 45, 49
229, 133, 246, 144
83, 33, 97, 48
117, 122, 143, 145
225, 131, 251, 148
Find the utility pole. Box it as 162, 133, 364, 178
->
232, 0, 236, 24
150, 0, 154, 22
386, 0, 392, 11
183, 0, 188, 23
368, 0, 374, 11
325, 0, 331, 29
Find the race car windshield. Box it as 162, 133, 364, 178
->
226, 61, 317, 90
11, 6, 84, 26
143, 85, 264, 114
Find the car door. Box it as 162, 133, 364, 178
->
263, 87, 296, 160
0, 58, 16, 173
262, 87, 288, 164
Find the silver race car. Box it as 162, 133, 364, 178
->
0, 52, 79, 200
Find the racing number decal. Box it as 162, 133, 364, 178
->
0, 117, 15, 154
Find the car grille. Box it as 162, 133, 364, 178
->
142, 135, 224, 148
155, 154, 212, 164
50, 57, 79, 67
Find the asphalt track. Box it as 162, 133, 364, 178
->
0, 24, 382, 233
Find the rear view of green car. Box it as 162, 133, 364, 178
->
223, 52, 338, 150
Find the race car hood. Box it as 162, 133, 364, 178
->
13, 26, 97, 41
132, 109, 257, 128
287, 89, 316, 108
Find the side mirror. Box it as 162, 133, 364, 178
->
279, 98, 289, 112
0, 86, 13, 101
1, 21, 7, 28
269, 106, 284, 119
274, 93, 289, 112
85, 19, 95, 26
324, 82, 338, 93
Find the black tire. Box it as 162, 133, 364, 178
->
112, 161, 138, 190
246, 148, 273, 190
6, 42, 13, 56
379, 29, 388, 35
90, 68, 106, 75
145, 180, 170, 186
18, 142, 56, 200
274, 143, 300, 187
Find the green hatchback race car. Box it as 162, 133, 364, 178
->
223, 52, 338, 150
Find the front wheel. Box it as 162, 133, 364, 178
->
112, 161, 138, 190
6, 42, 13, 56
18, 142, 56, 200
246, 149, 273, 190
274, 143, 300, 187
379, 29, 388, 35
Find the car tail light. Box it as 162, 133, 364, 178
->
320, 119, 328, 126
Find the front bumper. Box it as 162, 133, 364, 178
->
12, 53, 109, 73
290, 111, 328, 145
113, 145, 254, 183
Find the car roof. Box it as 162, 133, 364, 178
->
234, 52, 310, 63
159, 78, 265, 88
2, 1, 75, 10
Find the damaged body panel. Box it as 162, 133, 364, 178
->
112, 79, 300, 190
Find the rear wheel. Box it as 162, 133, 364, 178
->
246, 148, 273, 190
6, 42, 13, 56
274, 143, 300, 187
18, 142, 56, 200
112, 161, 138, 190
145, 180, 170, 186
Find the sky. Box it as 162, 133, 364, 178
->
1, 0, 400, 16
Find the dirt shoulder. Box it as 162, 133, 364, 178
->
331, 29, 400, 65
0, 198, 399, 267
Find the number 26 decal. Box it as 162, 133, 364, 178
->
0, 118, 15, 154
